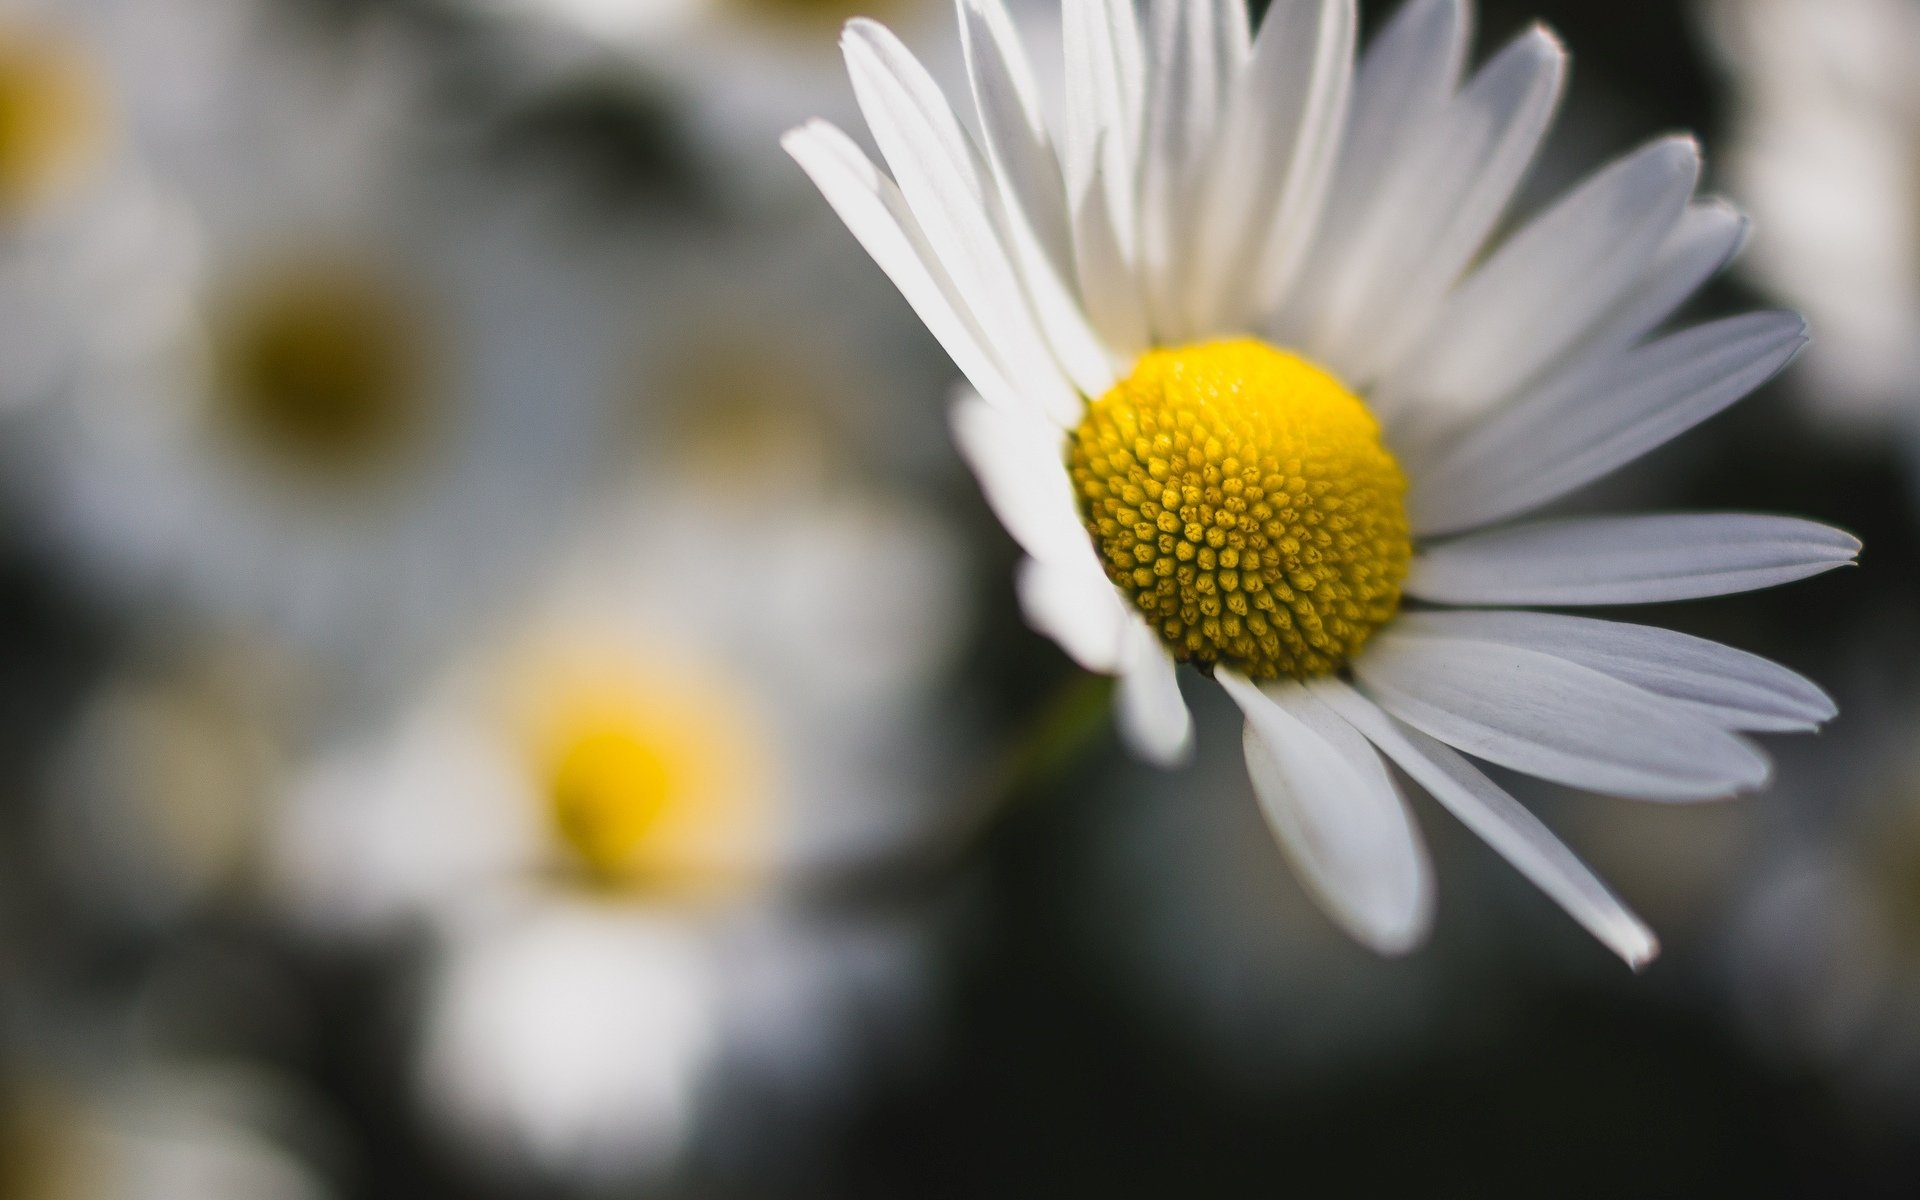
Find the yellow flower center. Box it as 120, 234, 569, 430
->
525, 653, 773, 896
1069, 340, 1411, 680
210, 261, 432, 476
0, 31, 104, 220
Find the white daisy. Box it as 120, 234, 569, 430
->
786, 0, 1860, 965
21, 1, 622, 690
1705, 0, 1920, 433
269, 463, 963, 1183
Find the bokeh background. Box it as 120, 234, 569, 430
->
1, 0, 1918, 1196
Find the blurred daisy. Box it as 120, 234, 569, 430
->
788, 0, 1858, 965
0, 0, 184, 413
453, 0, 962, 196
1724, 711, 1920, 1112
41, 641, 296, 930
270, 462, 963, 1185
1706, 0, 1920, 433
22, 2, 620, 690
0, 1063, 334, 1200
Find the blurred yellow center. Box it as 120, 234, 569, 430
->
0, 32, 103, 219
1069, 340, 1410, 680
211, 263, 430, 475
530, 658, 772, 895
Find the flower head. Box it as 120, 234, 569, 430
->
787, 0, 1859, 964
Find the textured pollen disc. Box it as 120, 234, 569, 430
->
1069, 340, 1411, 680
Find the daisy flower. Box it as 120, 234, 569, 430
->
269, 462, 964, 1184
786, 0, 1859, 965
1706, 0, 1920, 433
21, 1, 621, 690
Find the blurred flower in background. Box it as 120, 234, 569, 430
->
1706, 0, 1920, 437
269, 450, 964, 1186
0, 1061, 335, 1200
15, 0, 626, 696
448, 0, 960, 199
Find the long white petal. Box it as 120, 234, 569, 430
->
1015, 552, 1130, 673
1406, 514, 1860, 606
950, 391, 1086, 566
1070, 135, 1152, 361
1190, 0, 1356, 333
961, 0, 1073, 272
1138, 0, 1229, 342
783, 122, 1024, 415
1353, 631, 1772, 802
1115, 622, 1194, 766
1311, 27, 1566, 383
1391, 610, 1836, 733
1219, 671, 1434, 955
844, 20, 1084, 424
1378, 136, 1700, 423
1063, 0, 1146, 226
1292, 0, 1470, 337
1536, 199, 1752, 391
1315, 679, 1658, 968
959, 0, 1120, 398
1410, 312, 1809, 535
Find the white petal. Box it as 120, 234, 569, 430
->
1549, 199, 1752, 384
1410, 312, 1809, 535
1015, 552, 1130, 673
1115, 622, 1194, 766
958, 0, 1120, 398
1353, 630, 1772, 802
1070, 134, 1152, 361
1310, 27, 1566, 383
1378, 136, 1700, 423
1314, 679, 1658, 968
843, 20, 1083, 424
1294, 0, 1470, 334
1392, 610, 1836, 733
1218, 671, 1434, 955
960, 0, 1074, 274
1406, 514, 1860, 606
1063, 0, 1145, 252
1138, 0, 1230, 341
783, 122, 1024, 416
1190, 0, 1356, 332
949, 390, 1085, 566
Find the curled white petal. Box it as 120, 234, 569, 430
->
1219, 671, 1434, 955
